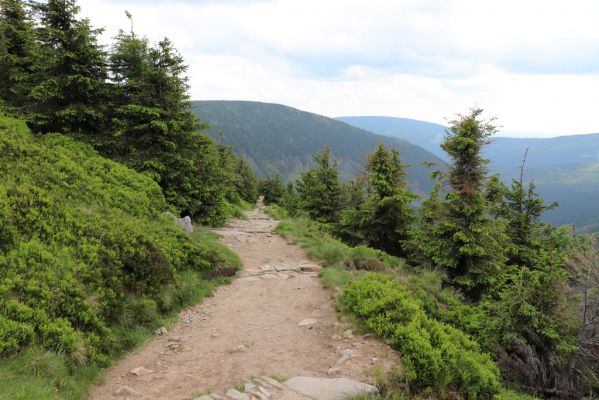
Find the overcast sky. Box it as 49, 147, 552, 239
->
79, 0, 599, 137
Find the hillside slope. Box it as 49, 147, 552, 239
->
192, 101, 444, 194
0, 116, 238, 398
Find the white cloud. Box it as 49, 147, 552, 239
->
79, 0, 599, 137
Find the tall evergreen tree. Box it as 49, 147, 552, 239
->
296, 146, 341, 223
109, 25, 227, 223
0, 0, 37, 112
29, 0, 109, 135
337, 143, 416, 255
425, 108, 506, 298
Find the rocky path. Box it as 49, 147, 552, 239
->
88, 203, 398, 400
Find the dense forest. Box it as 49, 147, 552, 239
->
1, 1, 598, 400
191, 100, 444, 194
263, 109, 599, 399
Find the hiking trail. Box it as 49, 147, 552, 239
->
88, 201, 398, 400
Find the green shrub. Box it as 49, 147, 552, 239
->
342, 273, 501, 399
0, 115, 237, 373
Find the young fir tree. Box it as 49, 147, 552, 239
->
235, 155, 259, 204
0, 0, 37, 112
338, 143, 416, 256
29, 0, 109, 136
425, 108, 507, 299
296, 145, 341, 223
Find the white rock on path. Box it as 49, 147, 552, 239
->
114, 385, 141, 397
130, 366, 152, 376
284, 377, 378, 400
298, 318, 318, 326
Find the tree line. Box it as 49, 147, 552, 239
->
260, 109, 599, 399
0, 0, 259, 224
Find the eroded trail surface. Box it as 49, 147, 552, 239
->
89, 204, 397, 400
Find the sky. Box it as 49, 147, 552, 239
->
79, 0, 599, 137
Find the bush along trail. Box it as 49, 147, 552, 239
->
87, 200, 398, 400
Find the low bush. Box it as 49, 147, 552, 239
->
342, 273, 501, 399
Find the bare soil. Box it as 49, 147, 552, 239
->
88, 204, 398, 400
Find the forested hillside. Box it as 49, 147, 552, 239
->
339, 116, 599, 232
191, 101, 445, 194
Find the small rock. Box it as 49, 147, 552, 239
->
327, 367, 342, 377
114, 385, 141, 397
298, 318, 318, 326
244, 381, 257, 392
211, 395, 227, 400
342, 329, 353, 339
155, 326, 167, 336
229, 344, 248, 353
168, 342, 182, 351
300, 264, 320, 272
210, 332, 219, 339
130, 366, 152, 376
331, 334, 341, 341
195, 395, 214, 400
337, 349, 354, 365
226, 388, 250, 400
258, 386, 272, 397
175, 215, 194, 234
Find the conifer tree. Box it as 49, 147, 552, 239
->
235, 155, 259, 204
29, 0, 109, 135
426, 108, 507, 298
109, 24, 227, 223
259, 175, 285, 205
337, 143, 415, 255
0, 0, 37, 112
296, 146, 341, 223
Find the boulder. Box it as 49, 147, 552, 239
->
175, 215, 194, 234
285, 377, 378, 400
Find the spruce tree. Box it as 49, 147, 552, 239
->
235, 155, 259, 204
29, 0, 109, 135
109, 25, 227, 223
0, 0, 37, 112
296, 146, 341, 223
428, 108, 506, 298
337, 143, 416, 255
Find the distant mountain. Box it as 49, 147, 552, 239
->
338, 115, 599, 232
191, 101, 445, 194
336, 116, 448, 160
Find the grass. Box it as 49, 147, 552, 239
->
269, 374, 288, 383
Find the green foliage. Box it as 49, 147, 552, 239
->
28, 0, 110, 135
0, 116, 237, 387
236, 155, 259, 204
0, 0, 37, 112
417, 108, 507, 299
259, 175, 285, 205
337, 143, 416, 256
296, 146, 342, 223
343, 274, 500, 399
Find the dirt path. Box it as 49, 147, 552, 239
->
88, 203, 397, 400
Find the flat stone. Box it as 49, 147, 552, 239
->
211, 394, 227, 400
298, 318, 318, 326
244, 381, 257, 392
114, 385, 141, 397
226, 388, 250, 400
300, 264, 320, 272
285, 377, 378, 400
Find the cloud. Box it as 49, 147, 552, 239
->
79, 0, 599, 136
